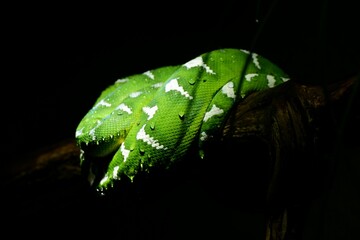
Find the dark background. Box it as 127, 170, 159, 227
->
2, 0, 359, 167
1, 0, 359, 239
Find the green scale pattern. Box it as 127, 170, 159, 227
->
75, 48, 290, 191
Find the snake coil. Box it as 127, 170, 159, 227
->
75, 48, 290, 192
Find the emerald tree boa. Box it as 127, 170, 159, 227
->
75, 48, 290, 192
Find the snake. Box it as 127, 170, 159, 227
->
75, 48, 290, 192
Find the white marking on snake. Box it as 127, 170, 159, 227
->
245, 73, 258, 81
75, 128, 83, 137
130, 91, 143, 98
183, 56, 215, 74
89, 120, 102, 140
120, 143, 130, 162
136, 124, 167, 150
267, 75, 276, 88
165, 78, 193, 99
143, 105, 158, 120
99, 175, 109, 185
252, 53, 261, 69
115, 78, 129, 84
115, 103, 132, 114
282, 77, 290, 82
152, 82, 163, 88
221, 81, 236, 99
95, 99, 111, 108
200, 131, 208, 141
112, 166, 120, 179
143, 70, 155, 79
203, 104, 224, 122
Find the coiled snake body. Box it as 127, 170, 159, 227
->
75, 48, 290, 191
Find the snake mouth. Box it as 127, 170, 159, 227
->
78, 134, 125, 158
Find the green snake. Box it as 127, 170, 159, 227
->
75, 48, 290, 192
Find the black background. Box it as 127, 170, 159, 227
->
1, 0, 359, 239
2, 0, 359, 166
